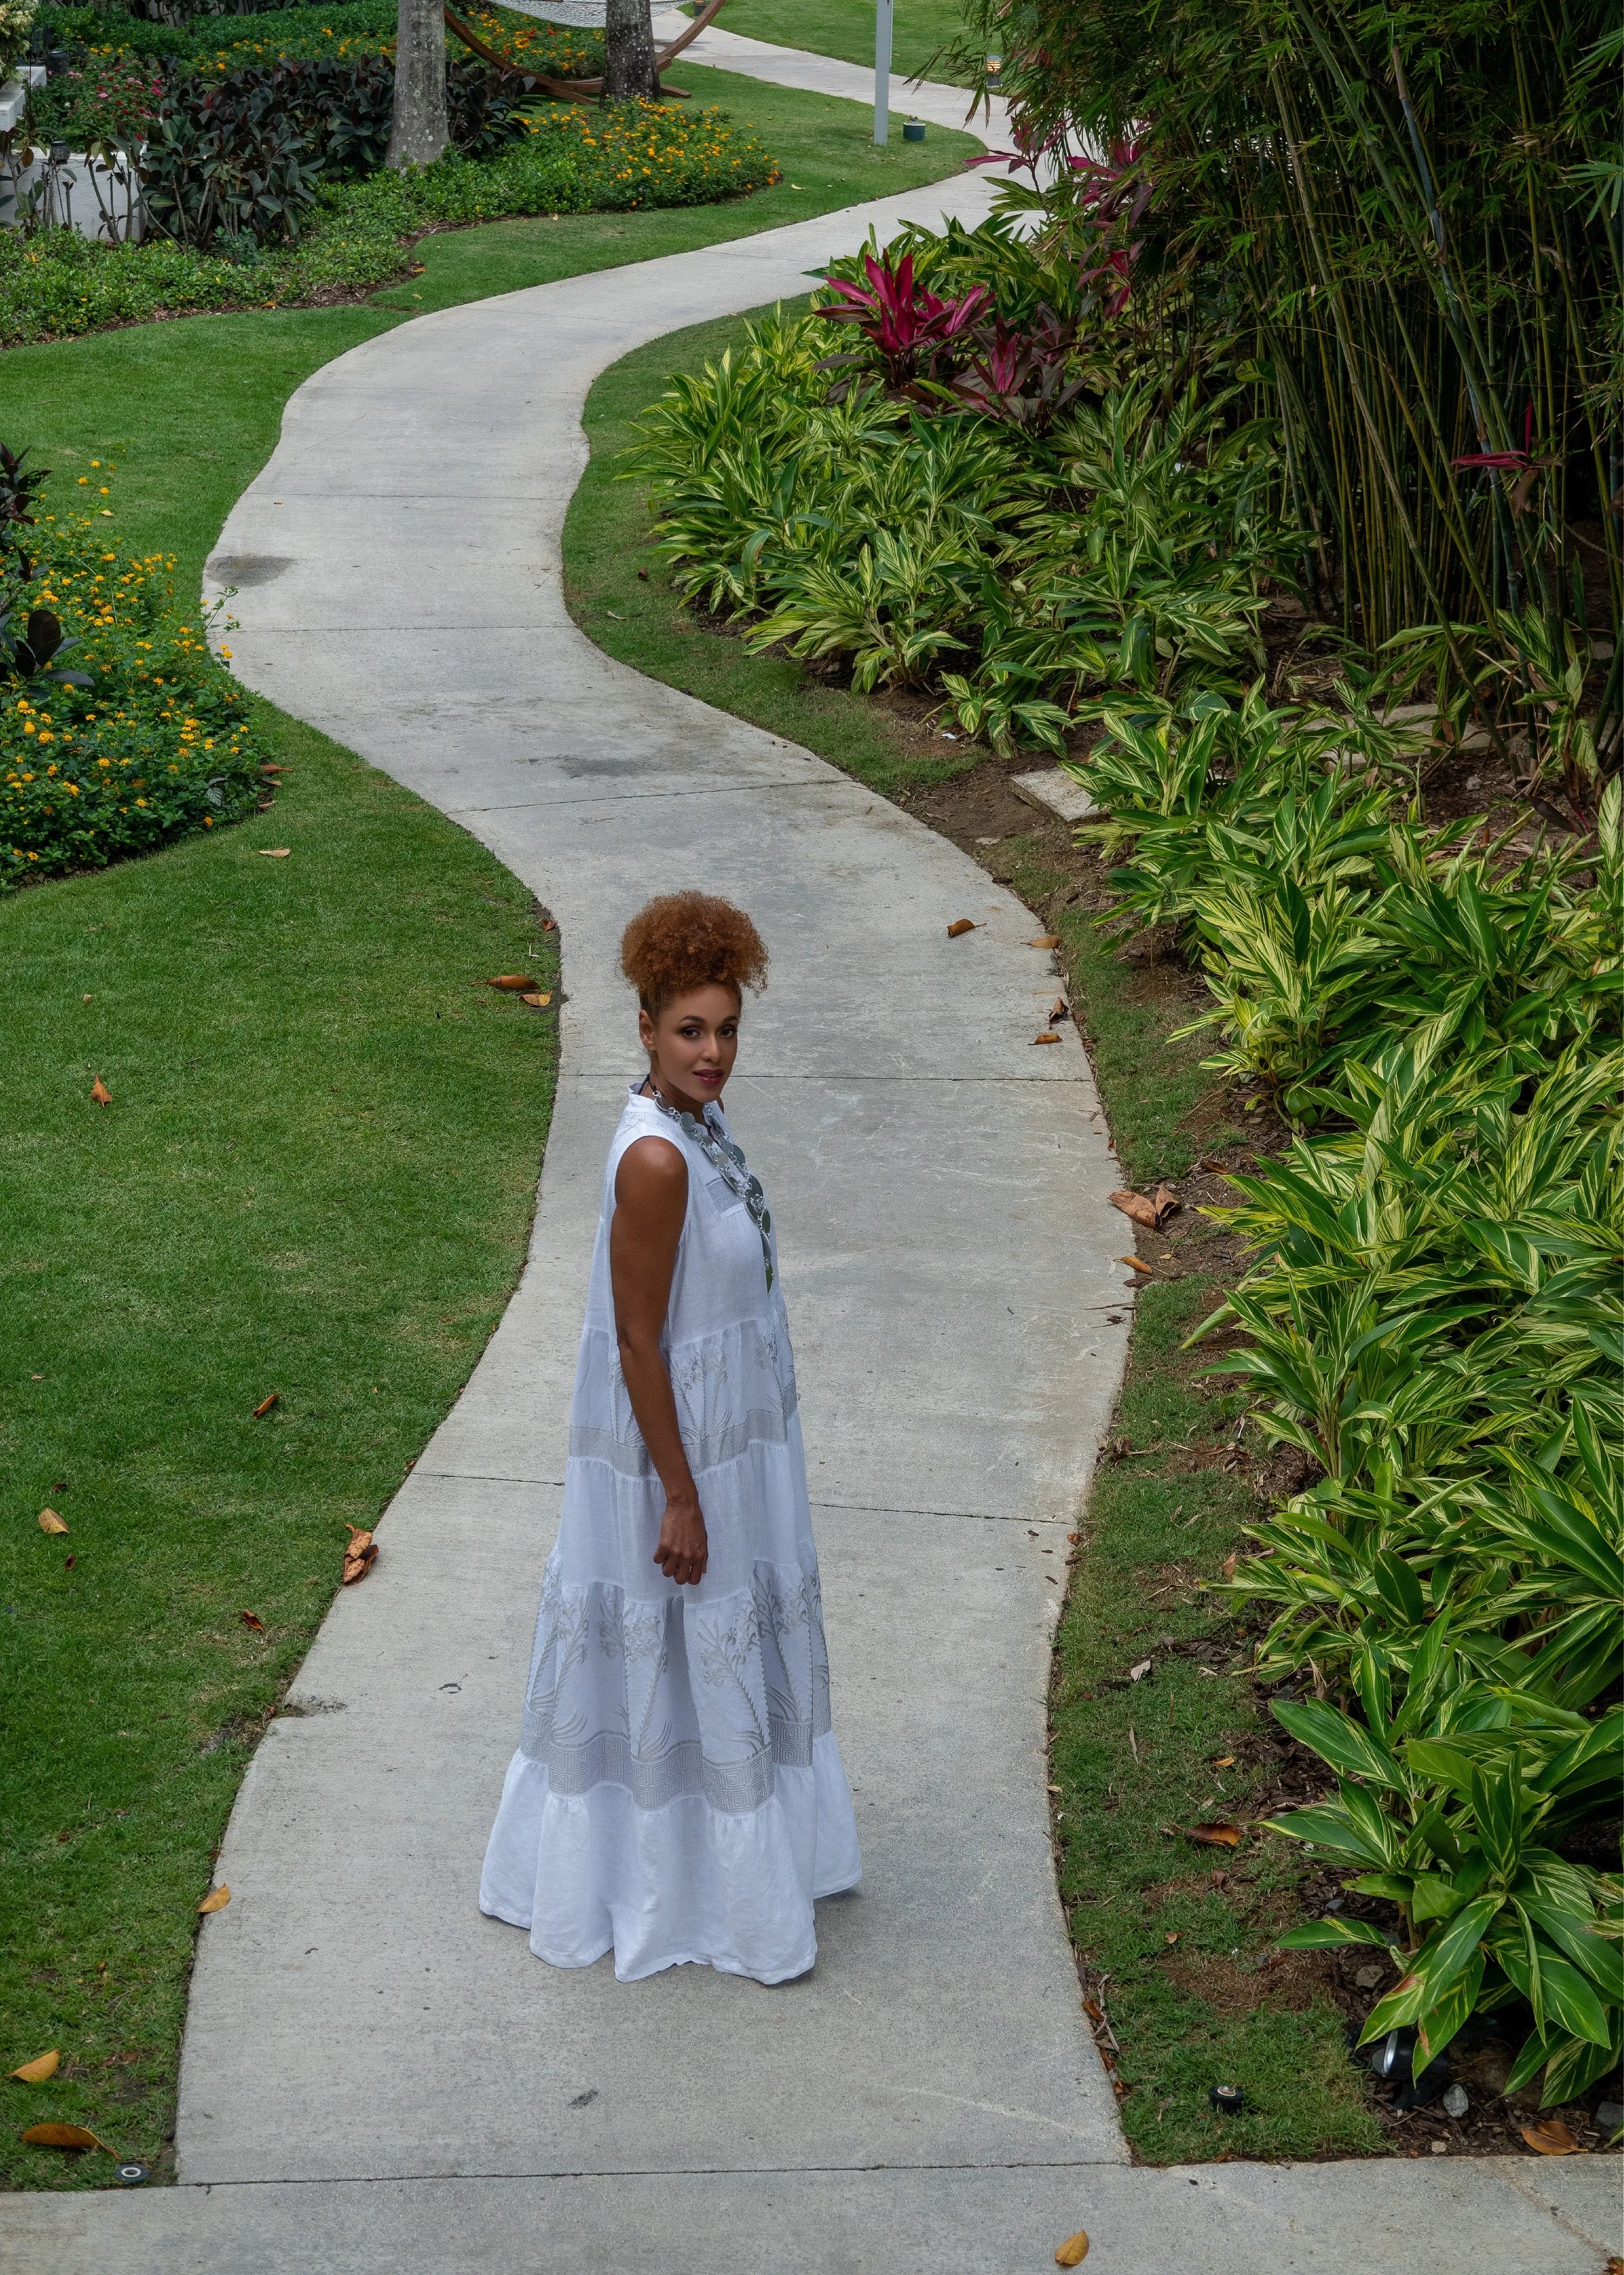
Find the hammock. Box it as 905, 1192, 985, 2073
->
445, 0, 730, 97
495, 0, 604, 22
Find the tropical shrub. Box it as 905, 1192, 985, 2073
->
0, 0, 38, 80
628, 283, 1299, 743
1269, 1668, 1622, 2107
1, 460, 265, 889
139, 50, 527, 246
1068, 672, 1622, 2105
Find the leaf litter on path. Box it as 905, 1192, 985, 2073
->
8, 2051, 60, 2083
37, 1510, 68, 1535
197, 1886, 231, 1914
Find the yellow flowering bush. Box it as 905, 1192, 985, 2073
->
1, 465, 265, 891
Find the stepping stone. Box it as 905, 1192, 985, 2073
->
1011, 766, 1099, 824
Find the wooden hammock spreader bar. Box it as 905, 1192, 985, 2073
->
444, 0, 729, 101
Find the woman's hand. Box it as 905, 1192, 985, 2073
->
654, 1488, 708, 1586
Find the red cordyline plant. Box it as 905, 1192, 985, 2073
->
815, 250, 991, 393
970, 130, 1154, 315
949, 308, 1091, 431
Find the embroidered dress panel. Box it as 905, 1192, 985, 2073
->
481, 1084, 862, 1983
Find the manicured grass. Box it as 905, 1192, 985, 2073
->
0, 87, 978, 2186
699, 0, 971, 85
2, 71, 979, 591
0, 714, 558, 2188
1049, 1273, 1382, 2163
565, 308, 1384, 2162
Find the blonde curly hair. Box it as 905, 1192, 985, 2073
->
620, 891, 769, 1016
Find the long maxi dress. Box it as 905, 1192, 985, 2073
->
480, 1082, 862, 1983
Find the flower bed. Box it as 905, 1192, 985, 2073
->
455, 5, 602, 80
0, 97, 779, 343
2, 465, 265, 888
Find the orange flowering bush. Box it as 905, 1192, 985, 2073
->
1, 465, 265, 890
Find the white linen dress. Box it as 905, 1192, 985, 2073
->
479, 1083, 862, 1982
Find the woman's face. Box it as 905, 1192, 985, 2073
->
640, 984, 741, 1109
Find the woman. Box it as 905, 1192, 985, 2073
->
481, 891, 862, 1982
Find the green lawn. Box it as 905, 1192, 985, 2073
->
1, 718, 558, 2189
0, 84, 977, 2190
564, 308, 1387, 2163
701, 0, 972, 86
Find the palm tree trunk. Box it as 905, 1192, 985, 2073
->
389, 0, 450, 168
603, 0, 659, 99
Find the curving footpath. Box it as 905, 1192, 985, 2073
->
6, 31, 1618, 2275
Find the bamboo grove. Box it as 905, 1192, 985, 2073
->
950, 0, 1622, 766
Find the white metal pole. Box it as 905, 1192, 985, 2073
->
873, 0, 893, 144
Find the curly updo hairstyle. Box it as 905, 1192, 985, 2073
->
620, 891, 769, 1017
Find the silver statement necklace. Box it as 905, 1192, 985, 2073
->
644, 1079, 774, 1291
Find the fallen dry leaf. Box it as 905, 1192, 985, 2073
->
1212, 1755, 1235, 1769
1054, 2232, 1089, 2268
21, 2123, 109, 2153
1049, 998, 1070, 1022
342, 1524, 378, 1586
1165, 1931, 1180, 1946
1120, 1255, 1154, 1275
37, 1510, 68, 1536
1129, 1658, 1152, 1682
1152, 1182, 1181, 1223
1033, 1030, 1061, 1046
1028, 933, 1061, 949
9, 2050, 60, 2084
1520, 2118, 1581, 2156
1187, 1822, 1244, 1848
240, 1610, 265, 1633
252, 1393, 279, 1419
197, 1886, 230, 1915
1110, 1189, 1160, 1228
90, 1078, 112, 1106
1221, 1553, 1238, 1582
520, 991, 552, 1008
486, 973, 535, 990
256, 848, 292, 858
947, 918, 977, 938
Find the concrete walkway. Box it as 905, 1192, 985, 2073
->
6, 31, 1618, 2275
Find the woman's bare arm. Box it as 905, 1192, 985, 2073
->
610, 1135, 708, 1585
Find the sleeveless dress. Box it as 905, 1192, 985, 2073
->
479, 1084, 862, 1983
